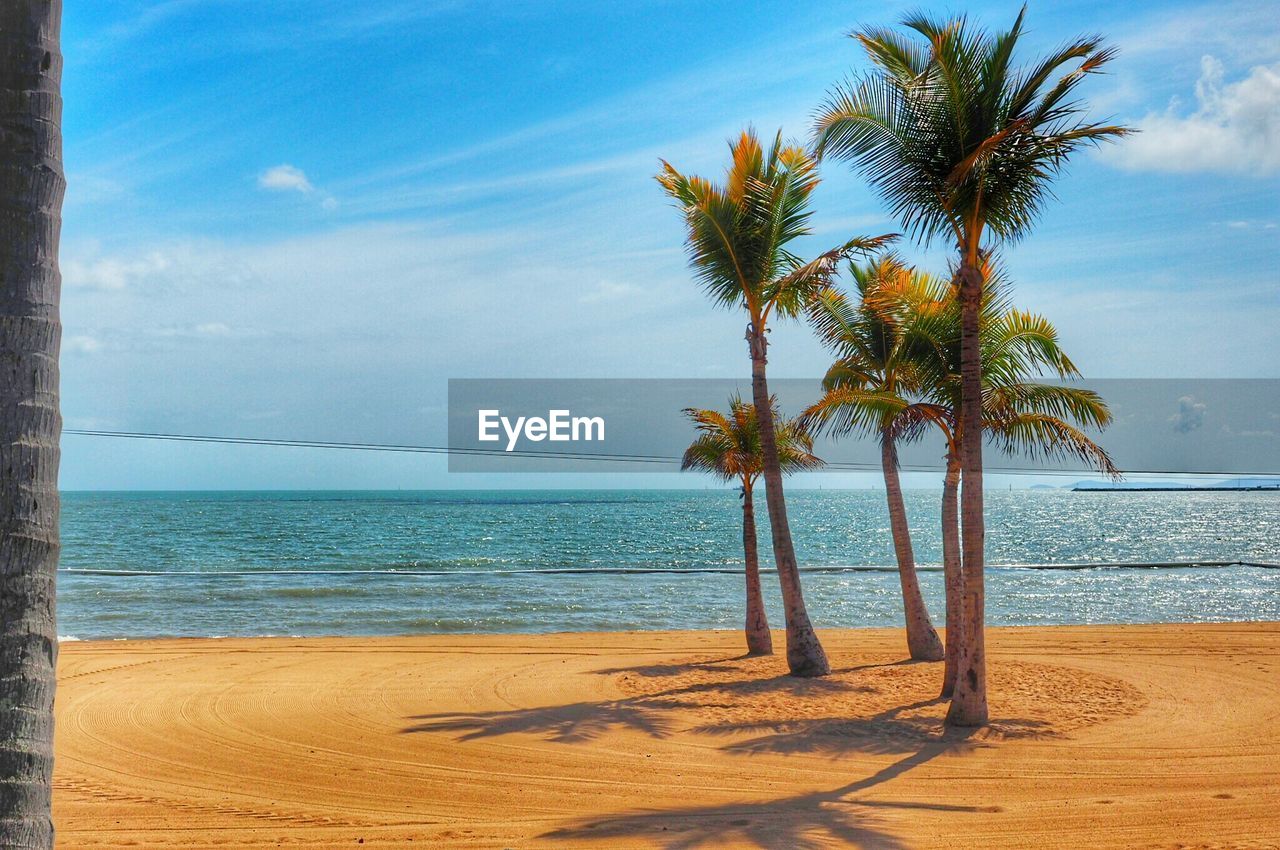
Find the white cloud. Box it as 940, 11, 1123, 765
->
258, 163, 339, 210
61, 243, 256, 294
193, 322, 233, 337
1105, 57, 1280, 176
1170, 396, 1207, 433
63, 335, 103, 355
63, 251, 170, 290
579, 280, 640, 304
151, 322, 238, 339
66, 173, 128, 207
258, 164, 314, 193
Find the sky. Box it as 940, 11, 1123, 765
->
58, 0, 1280, 490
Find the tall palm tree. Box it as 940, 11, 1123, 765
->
658, 128, 892, 676
871, 262, 1119, 696
813, 8, 1130, 724
0, 2, 66, 847
802, 256, 945, 662
682, 396, 824, 657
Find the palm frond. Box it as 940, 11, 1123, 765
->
800, 386, 910, 438
769, 234, 897, 320
681, 396, 823, 481
656, 162, 751, 309
776, 414, 826, 473
854, 26, 930, 80
984, 383, 1112, 430
988, 411, 1120, 479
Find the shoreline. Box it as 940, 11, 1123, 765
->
54, 623, 1280, 848
54, 614, 1280, 645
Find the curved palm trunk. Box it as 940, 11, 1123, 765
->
0, 2, 65, 847
880, 432, 943, 661
940, 448, 963, 697
946, 262, 989, 726
748, 325, 829, 677
740, 484, 773, 656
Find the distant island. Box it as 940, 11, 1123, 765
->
1071, 477, 1280, 492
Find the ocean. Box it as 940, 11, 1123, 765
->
57, 489, 1280, 640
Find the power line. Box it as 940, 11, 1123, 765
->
64, 429, 684, 463
63, 428, 1280, 478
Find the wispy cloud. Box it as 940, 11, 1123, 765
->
194, 321, 232, 337
150, 322, 237, 339
1104, 57, 1280, 176
71, 0, 466, 65
333, 25, 840, 198
62, 242, 258, 294
59, 219, 701, 389
579, 281, 640, 304
1114, 0, 1280, 66
63, 251, 171, 290
63, 335, 103, 355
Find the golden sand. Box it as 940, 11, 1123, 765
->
53, 623, 1280, 848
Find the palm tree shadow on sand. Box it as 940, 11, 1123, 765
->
401, 657, 877, 744
695, 695, 1057, 758
544, 692, 1049, 849
402, 698, 684, 744
401, 659, 1057, 848
542, 733, 999, 850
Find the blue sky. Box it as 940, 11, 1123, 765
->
59, 0, 1279, 489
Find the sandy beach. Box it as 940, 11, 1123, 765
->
53, 623, 1280, 849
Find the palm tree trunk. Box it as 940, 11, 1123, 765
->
747, 324, 829, 677
880, 432, 943, 661
740, 484, 773, 656
940, 447, 963, 698
0, 2, 65, 847
946, 261, 989, 727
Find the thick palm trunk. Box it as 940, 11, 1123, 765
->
740, 485, 773, 656
880, 433, 943, 661
940, 448, 963, 698
0, 2, 65, 847
748, 325, 829, 677
946, 262, 989, 726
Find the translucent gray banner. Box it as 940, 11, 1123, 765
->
446, 379, 1280, 476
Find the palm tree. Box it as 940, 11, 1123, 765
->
0, 2, 66, 847
682, 397, 824, 657
871, 261, 1119, 696
802, 256, 945, 662
813, 8, 1130, 724
658, 129, 893, 676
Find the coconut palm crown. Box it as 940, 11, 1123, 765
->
808, 255, 1119, 473
682, 396, 823, 486
812, 7, 1130, 247
657, 129, 895, 325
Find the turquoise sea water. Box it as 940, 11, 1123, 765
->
58, 489, 1280, 639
